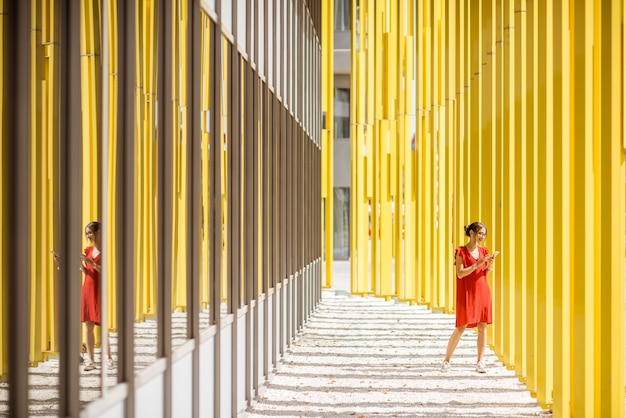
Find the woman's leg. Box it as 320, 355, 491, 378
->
85, 321, 95, 361
476, 322, 487, 362
444, 325, 466, 362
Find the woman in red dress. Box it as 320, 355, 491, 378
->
80, 221, 113, 371
440, 222, 498, 373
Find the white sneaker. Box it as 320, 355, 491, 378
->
476, 361, 487, 373
84, 359, 96, 371
440, 361, 451, 372
107, 358, 116, 369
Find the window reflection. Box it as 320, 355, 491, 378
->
333, 88, 350, 139
199, 12, 212, 330
334, 0, 350, 31
221, 37, 231, 317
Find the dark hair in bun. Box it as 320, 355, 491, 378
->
464, 222, 487, 237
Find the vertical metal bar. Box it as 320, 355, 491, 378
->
244, 63, 254, 407
189, 0, 201, 416
229, 42, 241, 416
210, 10, 223, 416
6, 0, 30, 413
286, 114, 293, 348
262, 80, 269, 382
299, 117, 303, 331
251, 70, 260, 401
279, 104, 286, 354
119, 0, 136, 415
158, 0, 173, 415
271, 93, 278, 366
58, 0, 81, 414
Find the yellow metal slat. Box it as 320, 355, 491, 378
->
535, 0, 554, 408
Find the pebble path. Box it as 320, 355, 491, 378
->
242, 290, 552, 418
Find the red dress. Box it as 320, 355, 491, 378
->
81, 246, 101, 325
455, 246, 492, 328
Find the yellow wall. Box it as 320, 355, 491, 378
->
346, 0, 625, 416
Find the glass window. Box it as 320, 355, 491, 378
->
258, 0, 264, 76
222, 0, 232, 34
267, 0, 273, 87
276, 0, 281, 97
333, 88, 350, 139
334, 0, 350, 31
237, 0, 246, 53
333, 188, 350, 259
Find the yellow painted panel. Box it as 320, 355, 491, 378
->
594, 1, 625, 416
535, 0, 554, 407
501, 0, 516, 368
366, 127, 373, 198
378, 120, 392, 296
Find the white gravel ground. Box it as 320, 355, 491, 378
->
242, 290, 552, 418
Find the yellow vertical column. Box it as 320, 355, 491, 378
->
80, 0, 101, 224
422, 0, 433, 307
481, 0, 497, 346
351, 0, 369, 293
31, 0, 41, 358
492, 0, 504, 354
594, 1, 624, 416
525, 0, 537, 394
570, 0, 594, 415
428, 0, 441, 308
104, 0, 118, 330
453, 0, 465, 260
358, 5, 374, 291
401, 30, 415, 302
513, 0, 527, 379
43, 0, 61, 352
396, 1, 416, 300
143, 0, 157, 317
220, 37, 228, 304
30, 0, 43, 364
414, 0, 424, 305
552, 0, 571, 415
443, 0, 456, 312
468, 0, 481, 223
349, 0, 357, 292
148, 1, 157, 316
394, 0, 406, 299
458, 0, 466, 229
378, 1, 395, 297
172, 1, 189, 310
200, 14, 211, 307
433, 0, 446, 309
371, 0, 382, 295
321, 0, 333, 288
80, 0, 102, 342
389, 0, 399, 298
134, 3, 145, 318
377, 116, 391, 296
536, 0, 554, 408
501, 0, 515, 368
